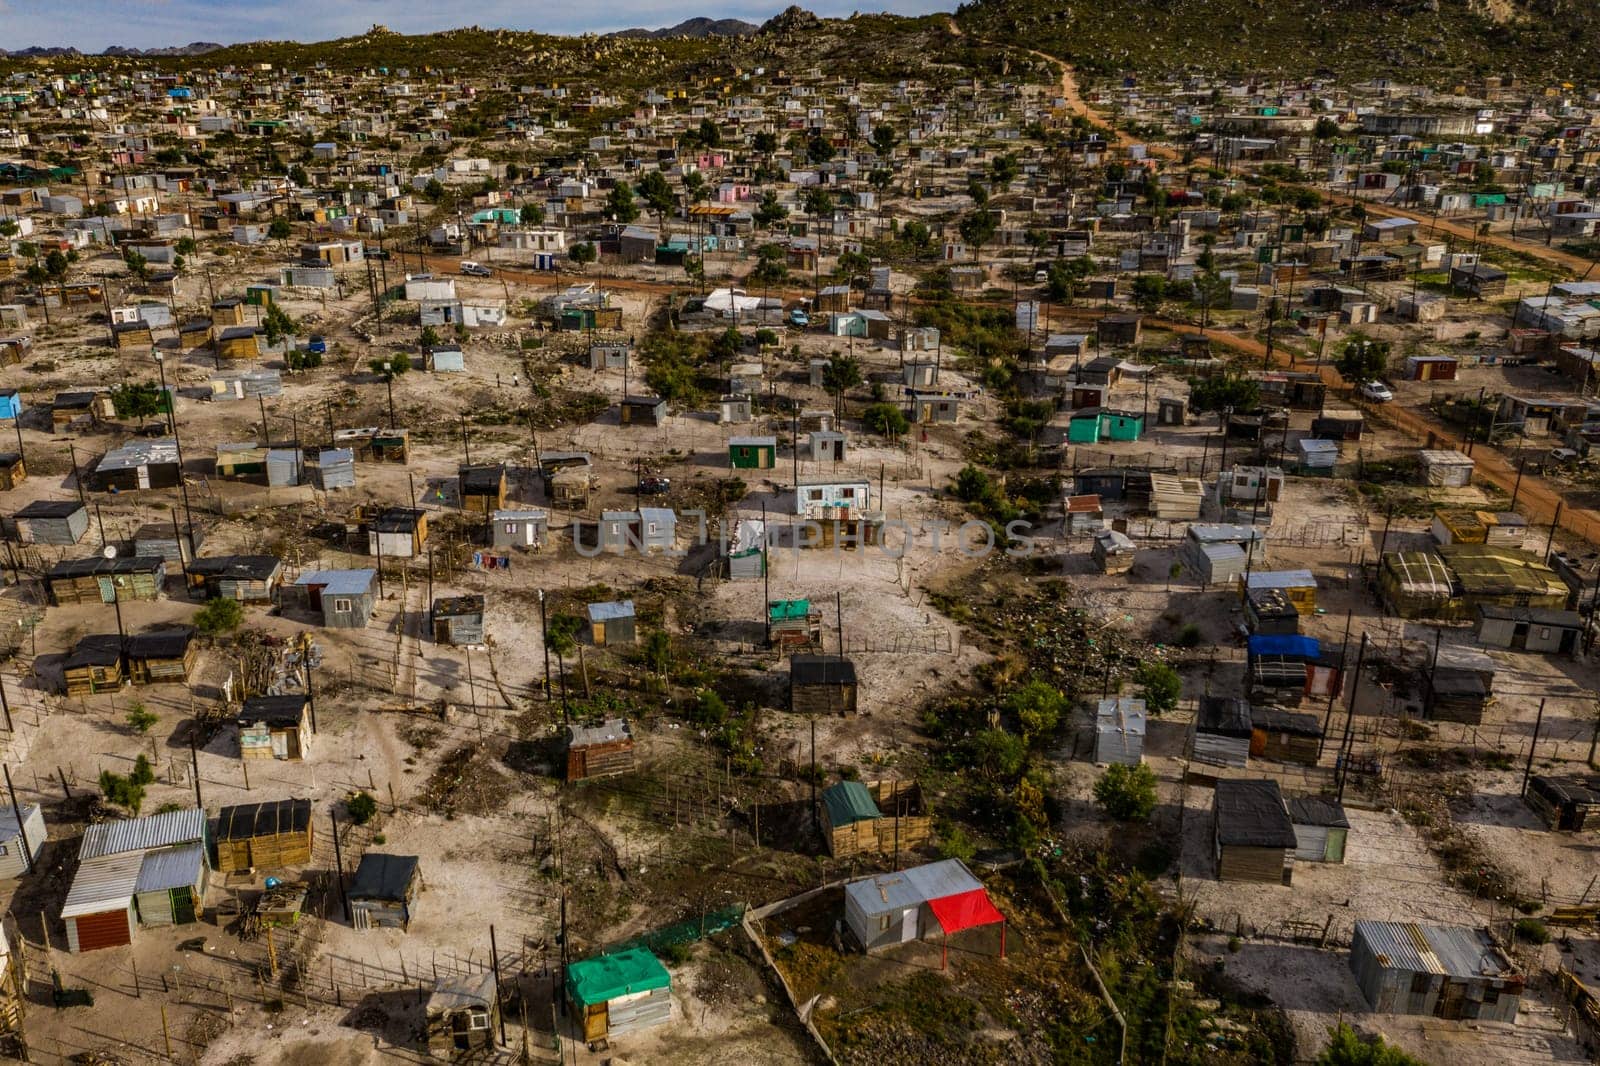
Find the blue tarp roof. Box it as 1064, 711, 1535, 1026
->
1248, 635, 1319, 659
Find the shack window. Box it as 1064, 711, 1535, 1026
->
877, 914, 892, 933
1538, 627, 1551, 640
332, 597, 352, 613
468, 1010, 489, 1030
504, 524, 516, 533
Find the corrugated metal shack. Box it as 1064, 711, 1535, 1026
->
431, 595, 485, 645
132, 843, 207, 927
790, 654, 858, 716
317, 448, 356, 491
186, 555, 284, 603
424, 971, 499, 1057
0, 805, 44, 880
490, 509, 547, 549
566, 719, 635, 781
567, 948, 672, 1042
1181, 524, 1265, 587
133, 522, 201, 567
1419, 449, 1474, 488
1214, 779, 1296, 884
88, 438, 182, 492
293, 570, 377, 628
46, 556, 165, 605
1349, 921, 1521, 1022
1476, 605, 1582, 655
214, 798, 314, 874
348, 853, 421, 931
1287, 795, 1349, 863
14, 499, 89, 545
1094, 698, 1147, 765
585, 600, 636, 647
1193, 696, 1252, 768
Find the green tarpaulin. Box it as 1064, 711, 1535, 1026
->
567, 948, 670, 1008
822, 780, 881, 828
768, 599, 811, 622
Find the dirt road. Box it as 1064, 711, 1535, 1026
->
1155, 317, 1600, 548
1327, 192, 1599, 276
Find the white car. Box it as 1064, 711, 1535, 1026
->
459, 261, 492, 277
1358, 381, 1394, 403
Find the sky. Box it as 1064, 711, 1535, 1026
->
3, 0, 953, 51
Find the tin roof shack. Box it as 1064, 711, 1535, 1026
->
1476, 606, 1582, 655
186, 555, 283, 604
238, 695, 311, 761
1092, 528, 1137, 574
1525, 775, 1600, 831
1349, 921, 1521, 1022
0, 805, 44, 880
790, 654, 858, 716
458, 465, 507, 514
46, 556, 165, 605
1242, 570, 1317, 616
1287, 796, 1349, 863
214, 798, 314, 874
62, 853, 142, 952
349, 853, 421, 931
133, 522, 202, 568
1214, 779, 1296, 884
1250, 705, 1324, 764
842, 859, 1006, 967
586, 600, 636, 647
1094, 698, 1148, 765
491, 509, 547, 550
52, 391, 111, 433
820, 779, 931, 858
88, 439, 182, 492
567, 948, 672, 1044
566, 719, 635, 781
424, 971, 500, 1058
368, 508, 428, 559
64, 808, 209, 951
293, 570, 378, 628
1180, 524, 1265, 587
0, 453, 24, 491
1442, 545, 1568, 618
729, 435, 777, 470
1064, 494, 1104, 535
1311, 407, 1365, 441
1193, 696, 1253, 768
133, 843, 209, 927
1419, 450, 1474, 488
431, 595, 485, 646
125, 628, 197, 686
14, 499, 89, 545
1425, 644, 1498, 724
61, 635, 125, 696
619, 396, 668, 427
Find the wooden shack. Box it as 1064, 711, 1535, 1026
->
431, 595, 486, 646
0, 453, 24, 491
46, 556, 165, 605
1193, 696, 1252, 769
820, 779, 931, 858
768, 599, 823, 647
458, 465, 507, 514
541, 453, 595, 508
1526, 776, 1600, 832
214, 798, 314, 874
566, 719, 635, 781
367, 508, 428, 558
186, 555, 284, 603
567, 948, 672, 1044
1249, 707, 1323, 764
125, 628, 197, 685
424, 972, 500, 1058
1214, 779, 1296, 885
237, 695, 311, 761
619, 396, 668, 426
789, 654, 858, 716
62, 635, 124, 697
1091, 529, 1136, 574
348, 853, 421, 931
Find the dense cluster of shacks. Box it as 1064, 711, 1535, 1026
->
1, 28, 1600, 1060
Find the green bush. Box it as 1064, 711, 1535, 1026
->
1514, 918, 1550, 944
1175, 623, 1202, 647
125, 703, 159, 735
1315, 1023, 1425, 1066
347, 791, 378, 825
99, 771, 145, 814
1135, 661, 1182, 715
131, 754, 155, 786
863, 402, 909, 437
1006, 678, 1066, 746
1093, 763, 1158, 822
194, 597, 243, 636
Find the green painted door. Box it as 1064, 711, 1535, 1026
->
172, 888, 196, 925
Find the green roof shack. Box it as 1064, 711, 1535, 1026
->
567, 947, 672, 1044
821, 780, 881, 856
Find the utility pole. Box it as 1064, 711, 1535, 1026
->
1521, 698, 1547, 798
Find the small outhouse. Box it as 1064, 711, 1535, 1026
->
1093, 698, 1147, 766
1287, 795, 1349, 863
586, 601, 637, 647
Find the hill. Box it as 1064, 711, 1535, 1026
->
956, 0, 1600, 85
609, 18, 759, 39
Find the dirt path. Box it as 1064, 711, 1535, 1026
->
1155, 317, 1600, 547
1326, 192, 1599, 275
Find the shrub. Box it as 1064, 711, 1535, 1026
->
1175, 623, 1202, 648
1315, 1023, 1426, 1066
1514, 918, 1550, 944
862, 402, 909, 437
1135, 661, 1182, 715
193, 597, 243, 636
131, 754, 155, 786
1006, 678, 1066, 745
347, 791, 378, 825
99, 771, 145, 814
125, 703, 159, 735
1093, 763, 1158, 822
642, 630, 673, 674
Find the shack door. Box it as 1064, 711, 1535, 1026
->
136, 465, 151, 490
271, 730, 290, 759
582, 1003, 608, 1042
96, 577, 116, 603
1248, 729, 1267, 758
172, 887, 196, 925
831, 439, 844, 461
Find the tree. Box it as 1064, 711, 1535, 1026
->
754, 190, 789, 230
834, 249, 870, 281
44, 249, 70, 279
194, 596, 244, 635
0, 220, 16, 238
1188, 370, 1260, 413
683, 170, 709, 203
903, 220, 932, 250
288, 164, 309, 187
100, 770, 146, 814
711, 327, 743, 361
122, 248, 150, 281
990, 153, 1019, 185
1046, 256, 1093, 302
638, 170, 676, 223
263, 302, 297, 348
750, 244, 788, 287
806, 135, 835, 164
125, 702, 159, 735
967, 180, 989, 207
546, 613, 582, 659
1094, 763, 1158, 821
752, 131, 778, 156
1337, 336, 1391, 384
969, 729, 1026, 784
863, 402, 909, 437
1131, 274, 1167, 313
697, 118, 722, 148
1315, 1025, 1425, 1066
267, 217, 293, 241
1313, 117, 1341, 140
423, 178, 445, 202
868, 167, 894, 193
1192, 270, 1231, 326
111, 382, 167, 420
175, 236, 198, 257
870, 123, 898, 157
505, 163, 521, 182
958, 210, 997, 258
642, 630, 673, 674
605, 181, 640, 224
520, 202, 545, 225
347, 791, 378, 825
822, 353, 862, 412
1007, 679, 1066, 745
570, 242, 597, 270
803, 188, 834, 218
1134, 661, 1182, 715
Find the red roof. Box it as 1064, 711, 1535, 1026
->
1065, 494, 1102, 513
925, 888, 1004, 936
